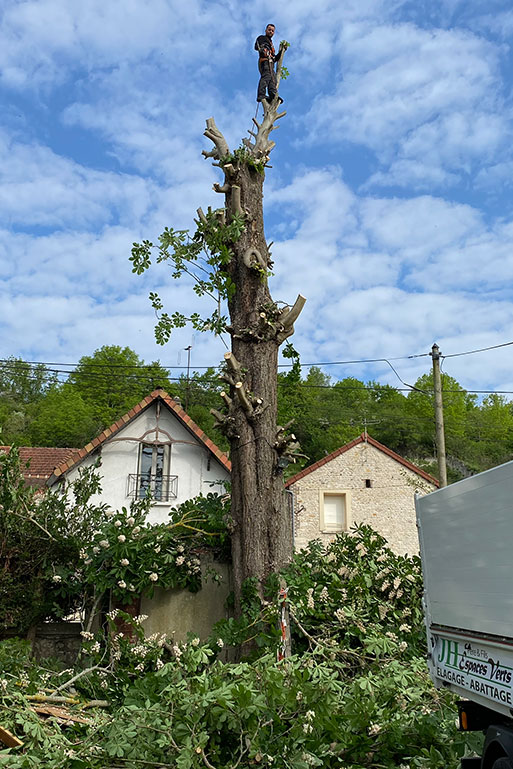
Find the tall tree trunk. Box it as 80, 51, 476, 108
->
203, 48, 304, 612
227, 165, 291, 607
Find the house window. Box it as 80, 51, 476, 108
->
126, 444, 178, 502
320, 491, 349, 533
365, 478, 372, 488
139, 444, 165, 499
138, 443, 174, 501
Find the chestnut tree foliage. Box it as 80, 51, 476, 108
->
0, 526, 480, 768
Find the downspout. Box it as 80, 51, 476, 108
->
286, 488, 295, 549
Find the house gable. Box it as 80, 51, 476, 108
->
48, 388, 230, 485
286, 433, 438, 489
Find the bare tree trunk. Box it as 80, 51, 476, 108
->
204, 49, 305, 613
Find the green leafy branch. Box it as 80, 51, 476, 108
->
279, 40, 291, 80
221, 145, 265, 175
130, 209, 246, 345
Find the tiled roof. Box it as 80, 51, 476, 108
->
0, 446, 79, 488
285, 433, 439, 488
48, 388, 231, 483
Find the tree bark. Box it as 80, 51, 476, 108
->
226, 165, 292, 610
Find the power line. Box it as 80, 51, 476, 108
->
443, 340, 513, 359
2, 361, 513, 397
1, 335, 512, 375
0, 354, 430, 370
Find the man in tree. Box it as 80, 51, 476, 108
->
255, 23, 283, 105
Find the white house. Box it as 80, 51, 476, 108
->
286, 433, 438, 556
43, 388, 231, 524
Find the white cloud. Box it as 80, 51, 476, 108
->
360, 195, 483, 258
0, 132, 158, 229
0, 0, 245, 90
306, 21, 507, 189
265, 166, 513, 393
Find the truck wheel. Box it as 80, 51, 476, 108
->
492, 759, 513, 769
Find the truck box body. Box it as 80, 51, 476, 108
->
416, 460, 513, 718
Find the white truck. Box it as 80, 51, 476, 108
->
416, 460, 513, 769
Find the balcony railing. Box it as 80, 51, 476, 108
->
126, 473, 178, 502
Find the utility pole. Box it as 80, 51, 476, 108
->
184, 345, 192, 413
431, 343, 448, 487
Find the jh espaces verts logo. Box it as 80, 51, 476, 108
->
437, 638, 512, 685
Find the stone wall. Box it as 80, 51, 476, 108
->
0, 623, 83, 665
2, 560, 231, 663
33, 622, 83, 664
290, 441, 436, 556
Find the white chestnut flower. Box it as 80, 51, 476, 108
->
127, 517, 135, 526
128, 584, 135, 591
216, 638, 224, 648
176, 556, 185, 566
92, 547, 100, 554
114, 520, 122, 527
133, 526, 141, 534
319, 586, 329, 603
118, 580, 127, 589
149, 572, 158, 582
105, 510, 115, 518
120, 558, 129, 566
118, 535, 126, 543
52, 575, 62, 583
191, 637, 200, 647
99, 540, 109, 548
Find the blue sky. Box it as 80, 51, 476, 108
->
2, 0, 513, 393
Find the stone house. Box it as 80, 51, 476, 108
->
5, 388, 231, 525
286, 433, 438, 556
